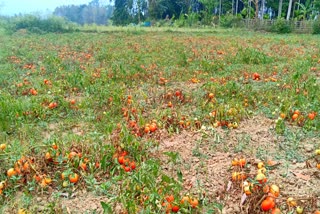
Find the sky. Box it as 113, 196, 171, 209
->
0, 0, 96, 16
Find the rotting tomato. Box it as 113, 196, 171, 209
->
130, 161, 136, 170
271, 208, 281, 214
166, 195, 174, 203
294, 110, 300, 115
262, 185, 270, 193
144, 126, 150, 134
124, 166, 131, 172
261, 198, 275, 211
256, 173, 267, 183
257, 162, 264, 169
0, 143, 6, 150
121, 151, 128, 156
286, 197, 297, 207
253, 72, 261, 80
68, 151, 78, 159
48, 102, 57, 109
44, 177, 52, 184
292, 113, 299, 120
149, 123, 157, 132
61, 172, 67, 180
171, 205, 180, 213
7, 168, 16, 177
270, 184, 280, 197
22, 162, 29, 171
175, 90, 181, 97
45, 152, 52, 161
189, 198, 199, 208
180, 196, 190, 205
308, 112, 316, 120
95, 161, 100, 168
163, 202, 172, 213
70, 99, 76, 105
296, 206, 304, 214
52, 143, 58, 150
118, 156, 124, 164
33, 174, 41, 182
239, 158, 246, 167
80, 162, 87, 171
69, 173, 79, 183
231, 158, 239, 166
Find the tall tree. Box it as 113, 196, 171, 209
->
148, 0, 190, 20
261, 0, 265, 19
254, 0, 259, 19
315, 0, 320, 10
219, 0, 222, 20
198, 0, 218, 24
278, 0, 283, 17
286, 0, 293, 20
235, 0, 239, 15
112, 0, 132, 25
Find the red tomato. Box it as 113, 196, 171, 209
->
308, 112, 316, 120
118, 156, 124, 164
130, 162, 136, 170
171, 205, 180, 213
124, 166, 131, 172
166, 195, 174, 203
261, 198, 275, 211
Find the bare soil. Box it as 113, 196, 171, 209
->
13, 115, 319, 214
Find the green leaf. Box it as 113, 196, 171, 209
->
213, 202, 224, 211
177, 169, 183, 183
101, 201, 112, 214
101, 155, 107, 172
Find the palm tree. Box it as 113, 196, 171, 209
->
295, 0, 313, 20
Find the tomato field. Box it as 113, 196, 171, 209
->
0, 28, 319, 213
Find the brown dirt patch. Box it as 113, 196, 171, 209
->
29, 115, 319, 213
155, 115, 319, 213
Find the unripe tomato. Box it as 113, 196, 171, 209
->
270, 184, 280, 197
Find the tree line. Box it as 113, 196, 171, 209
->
1, 0, 319, 30
110, 0, 320, 25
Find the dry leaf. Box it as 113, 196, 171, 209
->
241, 193, 247, 205
305, 160, 312, 168
226, 181, 232, 191
291, 171, 311, 181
